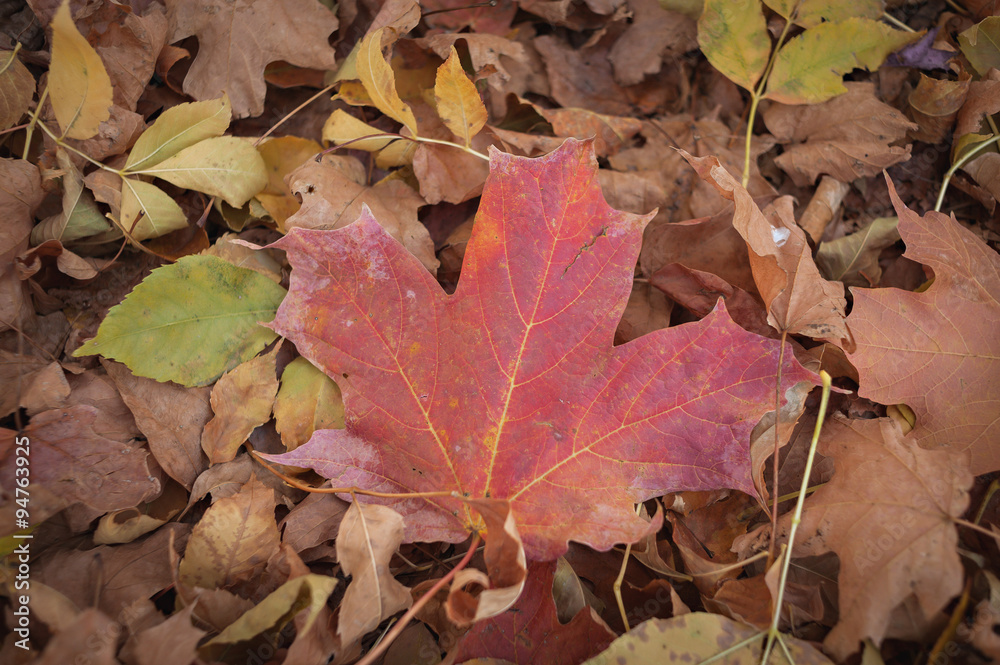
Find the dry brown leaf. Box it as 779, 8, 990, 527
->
763, 82, 916, 187
684, 152, 849, 341
36, 524, 189, 621
0, 159, 42, 334
103, 359, 210, 490
908, 73, 970, 143
962, 151, 1000, 204
336, 502, 413, 651
956, 69, 1000, 136
86, 1, 169, 112
781, 416, 971, 660
279, 490, 349, 559
32, 608, 118, 665
134, 602, 205, 665
608, 0, 697, 86
285, 159, 439, 274
420, 33, 527, 93
0, 405, 159, 514
534, 34, 633, 116
163, 0, 338, 118
179, 474, 280, 590
650, 263, 771, 337
0, 48, 34, 131
614, 281, 672, 344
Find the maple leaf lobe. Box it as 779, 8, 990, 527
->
266, 138, 816, 560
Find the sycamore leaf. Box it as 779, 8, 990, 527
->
816, 217, 900, 287
73, 255, 286, 387
766, 19, 922, 104
262, 139, 815, 560
435, 46, 487, 147
583, 613, 833, 665
355, 28, 418, 136
273, 357, 345, 452
124, 96, 232, 172
453, 560, 615, 664
780, 416, 971, 660
199, 574, 337, 662
847, 178, 1000, 475
48, 1, 113, 139
336, 503, 412, 651
763, 0, 882, 29
163, 0, 338, 118
178, 474, 280, 589
959, 16, 1000, 77
0, 48, 33, 131
131, 136, 267, 207
201, 346, 280, 465
120, 177, 188, 241
697, 0, 769, 92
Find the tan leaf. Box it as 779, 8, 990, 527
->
336, 502, 413, 650
48, 0, 113, 139
179, 474, 280, 589
0, 159, 43, 333
781, 416, 971, 660
254, 136, 321, 228
609, 0, 697, 86
135, 602, 206, 665
435, 46, 487, 147
285, 159, 438, 273
164, 0, 338, 118
202, 347, 280, 465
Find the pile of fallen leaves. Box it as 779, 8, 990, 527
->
2, 0, 1000, 663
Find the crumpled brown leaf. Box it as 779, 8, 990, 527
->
763, 82, 916, 187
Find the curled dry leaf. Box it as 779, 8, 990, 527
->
683, 151, 849, 342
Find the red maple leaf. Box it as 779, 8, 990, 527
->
264, 139, 815, 560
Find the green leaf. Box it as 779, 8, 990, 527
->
766, 19, 922, 104
697, 0, 770, 92
73, 255, 286, 386
958, 16, 1000, 78
356, 28, 418, 135
764, 0, 882, 29
816, 216, 900, 287
48, 0, 113, 139
124, 95, 232, 172
199, 574, 336, 663
120, 178, 188, 241
132, 136, 267, 207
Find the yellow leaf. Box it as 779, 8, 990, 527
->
125, 96, 231, 172
48, 0, 113, 139
356, 27, 418, 135
763, 0, 882, 29
766, 19, 923, 104
697, 0, 769, 92
0, 47, 34, 131
435, 46, 487, 148
336, 80, 373, 106
132, 136, 267, 207
322, 108, 416, 167
120, 177, 188, 241
959, 16, 1000, 77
